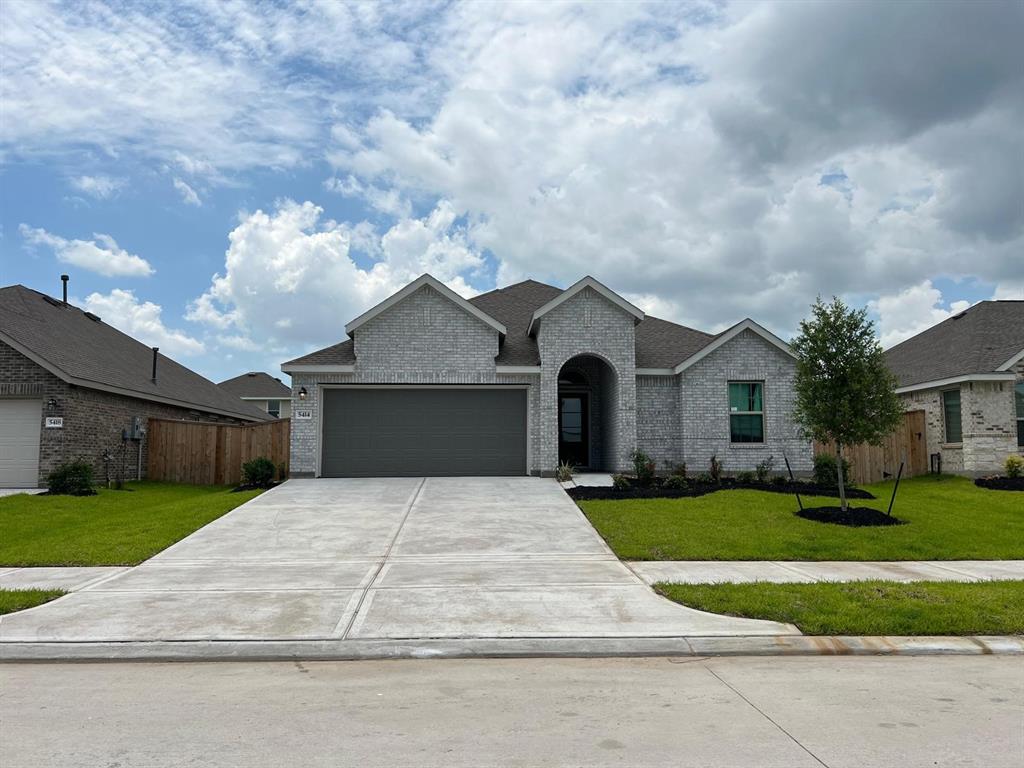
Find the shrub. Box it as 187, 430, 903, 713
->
755, 456, 775, 483
735, 471, 756, 485
1006, 455, 1024, 479
694, 471, 714, 485
47, 460, 96, 496
813, 453, 851, 487
277, 463, 288, 481
664, 461, 687, 478
630, 449, 656, 487
662, 474, 688, 490
709, 454, 723, 485
612, 473, 631, 490
771, 474, 788, 487
241, 457, 276, 488
555, 461, 575, 482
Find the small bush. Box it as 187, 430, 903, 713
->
47, 460, 96, 496
612, 473, 631, 489
813, 453, 851, 487
664, 461, 687, 478
630, 449, 656, 487
735, 471, 756, 485
694, 471, 714, 485
755, 456, 775, 483
241, 457, 276, 488
555, 461, 575, 482
1006, 455, 1024, 479
277, 462, 288, 481
772, 474, 788, 486
662, 474, 688, 490
709, 454, 723, 485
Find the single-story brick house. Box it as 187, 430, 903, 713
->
218, 371, 292, 419
885, 300, 1024, 476
282, 274, 812, 477
0, 283, 268, 488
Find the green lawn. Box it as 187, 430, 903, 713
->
656, 580, 1024, 635
580, 475, 1024, 561
0, 482, 262, 566
0, 589, 66, 615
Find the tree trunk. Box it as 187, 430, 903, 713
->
836, 442, 848, 513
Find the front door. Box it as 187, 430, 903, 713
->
558, 394, 589, 468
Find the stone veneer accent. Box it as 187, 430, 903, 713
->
900, 360, 1023, 476
1, 340, 244, 486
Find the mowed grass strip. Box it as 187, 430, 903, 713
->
656, 580, 1024, 636
0, 482, 262, 566
580, 475, 1024, 561
0, 589, 67, 615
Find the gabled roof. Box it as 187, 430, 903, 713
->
884, 301, 1024, 389
344, 274, 506, 337
0, 285, 269, 421
218, 371, 291, 399
527, 276, 645, 336
672, 319, 795, 374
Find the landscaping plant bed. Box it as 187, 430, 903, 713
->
975, 476, 1024, 492
796, 506, 905, 527
567, 478, 874, 501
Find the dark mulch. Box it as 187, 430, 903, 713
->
230, 481, 280, 493
795, 506, 905, 527
567, 478, 875, 502
975, 476, 1024, 492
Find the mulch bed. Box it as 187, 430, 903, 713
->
231, 481, 281, 493
796, 506, 905, 527
567, 478, 875, 501
975, 476, 1024, 491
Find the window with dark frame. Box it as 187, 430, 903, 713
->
1015, 383, 1024, 448
728, 381, 764, 443
267, 399, 281, 418
942, 389, 962, 443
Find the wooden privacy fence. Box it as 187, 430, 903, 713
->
147, 418, 290, 486
813, 410, 927, 485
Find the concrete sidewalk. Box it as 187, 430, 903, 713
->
0, 567, 129, 591
629, 560, 1024, 584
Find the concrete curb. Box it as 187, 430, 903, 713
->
2, 635, 1021, 662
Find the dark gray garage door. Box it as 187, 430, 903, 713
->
321, 388, 527, 477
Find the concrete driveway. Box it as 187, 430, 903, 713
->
0, 478, 796, 642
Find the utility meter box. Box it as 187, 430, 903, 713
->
128, 416, 146, 440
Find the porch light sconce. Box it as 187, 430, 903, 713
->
298, 387, 308, 401
46, 398, 58, 410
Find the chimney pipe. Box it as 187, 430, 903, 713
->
151, 347, 159, 383
60, 274, 69, 305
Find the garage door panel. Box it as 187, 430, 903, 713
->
0, 399, 42, 488
322, 388, 527, 477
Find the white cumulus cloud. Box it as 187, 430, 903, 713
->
81, 289, 204, 357
19, 224, 154, 277
871, 280, 973, 349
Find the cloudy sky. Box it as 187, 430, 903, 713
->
2, 0, 1021, 383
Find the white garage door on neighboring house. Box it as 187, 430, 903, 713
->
0, 399, 42, 488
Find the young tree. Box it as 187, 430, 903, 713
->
791, 297, 904, 511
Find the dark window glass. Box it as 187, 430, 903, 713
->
729, 382, 764, 443
942, 389, 962, 443
561, 397, 583, 443
1016, 383, 1024, 447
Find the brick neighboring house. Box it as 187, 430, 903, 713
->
0, 284, 268, 488
217, 372, 292, 418
885, 301, 1024, 476
282, 274, 812, 478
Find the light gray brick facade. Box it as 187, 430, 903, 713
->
286, 282, 813, 477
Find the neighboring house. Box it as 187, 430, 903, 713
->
281, 274, 811, 478
885, 300, 1024, 476
218, 372, 292, 419
0, 284, 268, 488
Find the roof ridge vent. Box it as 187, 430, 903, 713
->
42, 295, 64, 308
83, 311, 101, 322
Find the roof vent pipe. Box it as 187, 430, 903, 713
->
60, 274, 69, 305
151, 347, 159, 383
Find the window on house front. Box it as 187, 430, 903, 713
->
1016, 383, 1024, 448
942, 389, 962, 443
729, 382, 764, 443
267, 400, 281, 418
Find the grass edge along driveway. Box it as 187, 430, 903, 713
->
0, 589, 66, 615
0, 482, 262, 567
656, 580, 1024, 636
580, 475, 1024, 561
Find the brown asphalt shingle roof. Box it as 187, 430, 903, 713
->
884, 301, 1024, 387
218, 371, 291, 399
0, 285, 268, 421
283, 278, 718, 369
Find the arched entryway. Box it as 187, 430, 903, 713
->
557, 355, 618, 471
